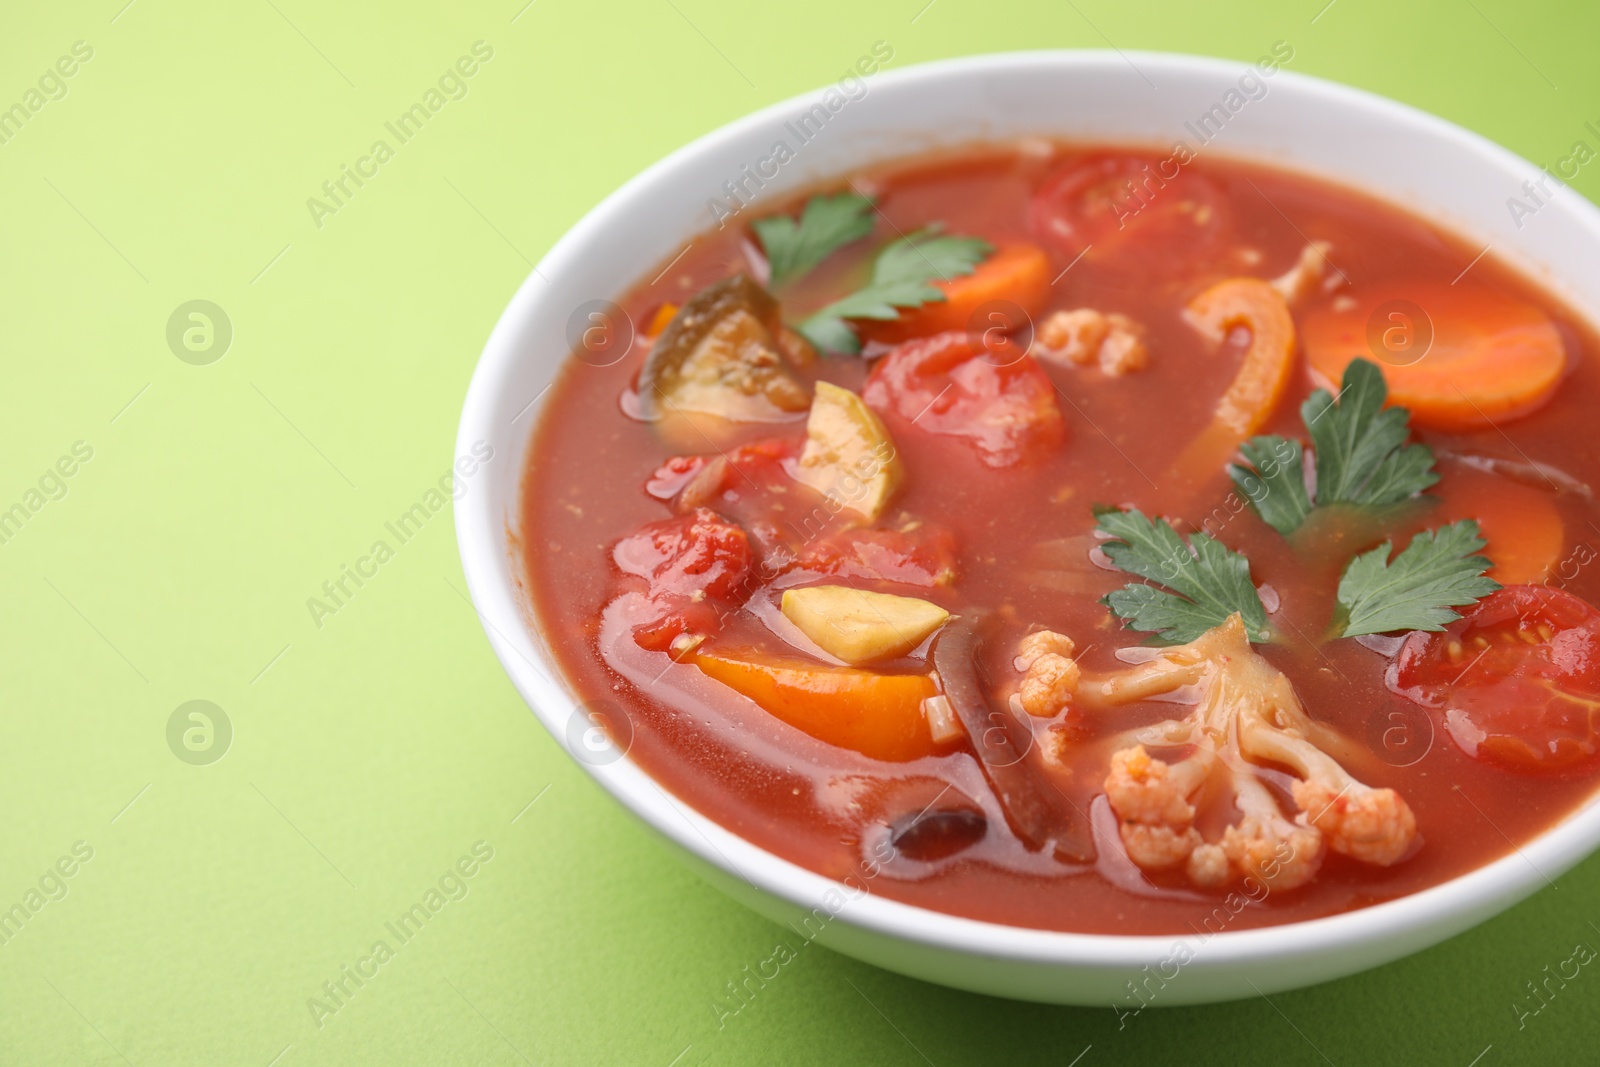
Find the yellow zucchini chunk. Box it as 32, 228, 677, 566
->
781, 584, 949, 664
792, 381, 903, 521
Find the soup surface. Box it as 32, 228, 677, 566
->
521, 144, 1600, 934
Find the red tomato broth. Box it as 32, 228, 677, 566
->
520, 144, 1600, 934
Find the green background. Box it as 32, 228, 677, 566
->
3, 0, 1598, 1063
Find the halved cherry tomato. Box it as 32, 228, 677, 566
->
1391, 586, 1600, 773
859, 244, 1051, 346
1030, 153, 1228, 272
694, 645, 940, 761
1303, 282, 1567, 432
611, 507, 753, 650
644, 438, 800, 512
862, 332, 1064, 468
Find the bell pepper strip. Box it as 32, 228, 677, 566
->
1172, 278, 1297, 486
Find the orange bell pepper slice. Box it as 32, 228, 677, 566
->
1173, 278, 1297, 484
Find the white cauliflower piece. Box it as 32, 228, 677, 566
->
1014, 630, 1081, 717
1078, 614, 1418, 891
1037, 309, 1148, 376
1269, 240, 1338, 306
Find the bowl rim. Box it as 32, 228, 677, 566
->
455, 48, 1600, 974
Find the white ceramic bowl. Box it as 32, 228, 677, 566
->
455, 50, 1600, 1005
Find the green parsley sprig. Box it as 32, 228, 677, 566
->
751, 192, 876, 290
1095, 507, 1272, 645
1332, 520, 1501, 637
1228, 359, 1438, 536
797, 227, 993, 355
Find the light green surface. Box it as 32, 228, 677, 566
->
4, 0, 1599, 1063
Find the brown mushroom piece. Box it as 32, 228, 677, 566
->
930, 616, 1095, 863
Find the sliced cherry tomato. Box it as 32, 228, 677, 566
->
643, 437, 814, 568
1391, 585, 1600, 773
611, 507, 754, 650
645, 438, 799, 512
862, 332, 1064, 468
1303, 282, 1567, 431
789, 525, 958, 588
1030, 153, 1228, 273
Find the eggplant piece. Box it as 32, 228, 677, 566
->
930, 615, 1095, 863
637, 274, 810, 445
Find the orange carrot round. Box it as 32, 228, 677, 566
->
1433, 463, 1565, 585
694, 646, 940, 762
860, 243, 1051, 345
1302, 282, 1567, 432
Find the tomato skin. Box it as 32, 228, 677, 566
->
789, 525, 958, 588
862, 332, 1064, 468
1391, 586, 1600, 773
1030, 153, 1228, 273
611, 507, 754, 650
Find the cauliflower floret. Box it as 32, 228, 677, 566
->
1017, 628, 1076, 668
1105, 745, 1202, 825
1241, 713, 1419, 866
1014, 630, 1081, 717
1124, 822, 1204, 870
1220, 774, 1323, 891
1292, 779, 1417, 866
1036, 309, 1107, 365
1036, 310, 1148, 376
1105, 745, 1215, 871
1078, 614, 1419, 892
1269, 240, 1338, 306
1097, 317, 1149, 375
1187, 842, 1229, 887
1019, 654, 1080, 717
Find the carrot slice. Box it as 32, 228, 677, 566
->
860, 244, 1051, 345
1302, 283, 1566, 431
1173, 278, 1297, 482
645, 302, 679, 337
1433, 462, 1565, 585
694, 646, 938, 761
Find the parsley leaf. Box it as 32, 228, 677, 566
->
1232, 435, 1312, 535
1333, 519, 1501, 637
797, 228, 993, 355
752, 192, 876, 290
1228, 359, 1439, 535
1095, 507, 1272, 644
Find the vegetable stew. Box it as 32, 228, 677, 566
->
520, 144, 1600, 934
